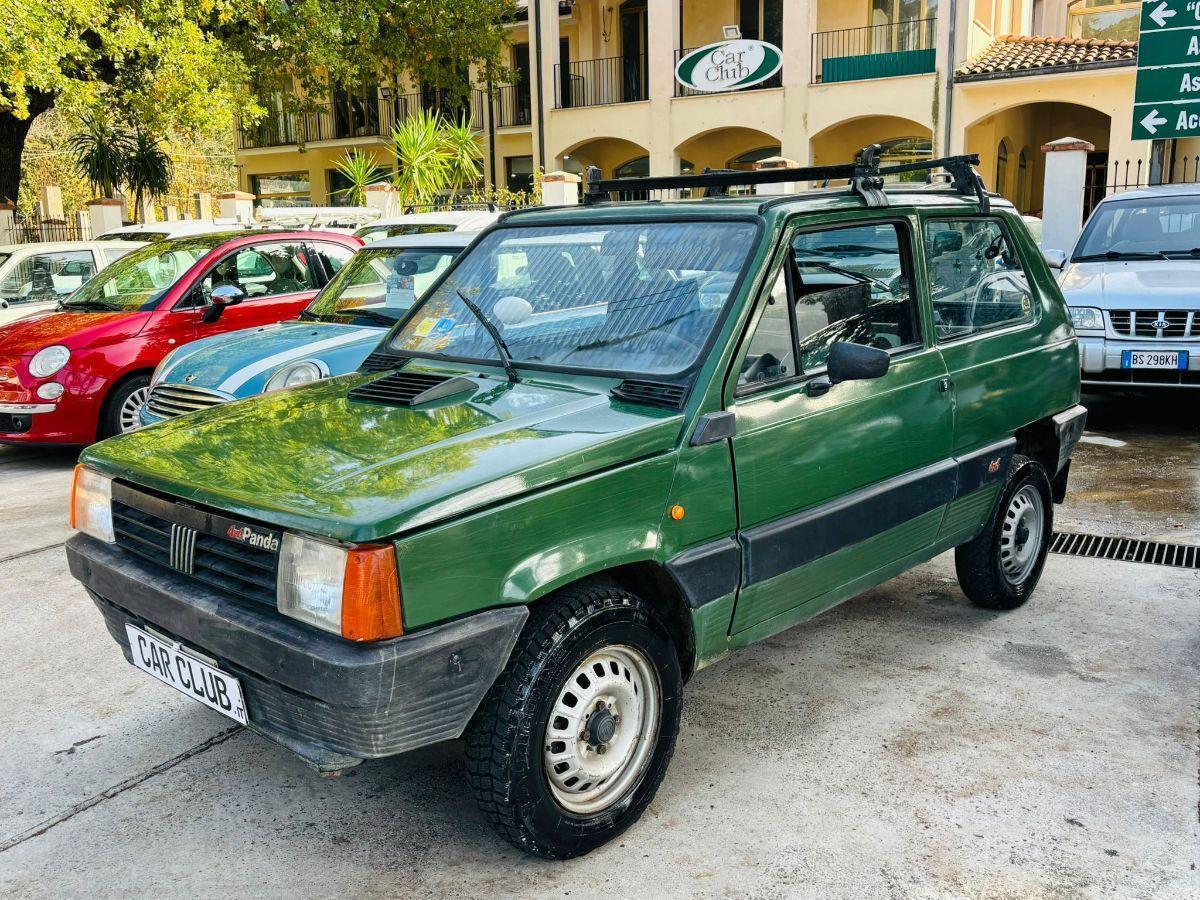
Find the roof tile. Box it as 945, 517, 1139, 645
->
956, 35, 1137, 79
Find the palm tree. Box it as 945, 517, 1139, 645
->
390, 109, 450, 207
125, 128, 174, 221
68, 112, 133, 199
332, 150, 386, 207
440, 115, 483, 201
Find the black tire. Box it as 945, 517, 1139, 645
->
465, 583, 683, 859
99, 374, 152, 439
955, 454, 1053, 610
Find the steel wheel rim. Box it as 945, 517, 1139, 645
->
543, 644, 660, 816
119, 386, 151, 433
1000, 484, 1043, 584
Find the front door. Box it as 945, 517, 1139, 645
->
620, 0, 647, 102
189, 241, 322, 334
729, 214, 954, 636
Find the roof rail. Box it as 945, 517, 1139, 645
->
582, 146, 988, 212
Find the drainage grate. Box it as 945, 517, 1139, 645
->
1049, 531, 1200, 570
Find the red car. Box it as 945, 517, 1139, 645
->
0, 230, 359, 445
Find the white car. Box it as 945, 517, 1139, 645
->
96, 220, 245, 242
0, 240, 145, 325
1060, 183, 1200, 389
355, 209, 500, 244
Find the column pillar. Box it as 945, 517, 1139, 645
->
0, 203, 14, 243
1040, 137, 1093, 254
193, 192, 213, 220
780, 0, 813, 165
363, 183, 401, 217
541, 171, 580, 205
533, 0, 563, 174
647, 0, 681, 176
217, 191, 256, 223
87, 199, 124, 237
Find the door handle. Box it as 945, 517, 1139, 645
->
937, 377, 952, 393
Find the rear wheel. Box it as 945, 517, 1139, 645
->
465, 583, 683, 859
99, 374, 151, 438
955, 454, 1053, 610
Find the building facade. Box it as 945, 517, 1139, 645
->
234, 0, 1191, 214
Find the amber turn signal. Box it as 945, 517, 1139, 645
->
669, 504, 686, 521
341, 544, 404, 641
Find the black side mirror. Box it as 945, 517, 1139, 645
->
827, 341, 890, 385
201, 284, 244, 324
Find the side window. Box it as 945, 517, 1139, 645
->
310, 243, 354, 278
737, 266, 795, 390
0, 251, 95, 303
923, 218, 1035, 340
200, 243, 316, 301
790, 222, 920, 372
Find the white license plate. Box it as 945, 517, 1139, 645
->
125, 624, 248, 724
1124, 350, 1183, 369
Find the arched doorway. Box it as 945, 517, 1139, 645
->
558, 136, 651, 183
810, 116, 933, 174
674, 127, 782, 178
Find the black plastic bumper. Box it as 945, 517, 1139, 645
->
67, 534, 527, 770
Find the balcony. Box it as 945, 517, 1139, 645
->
811, 18, 937, 85
554, 55, 647, 108
673, 46, 783, 97
492, 83, 532, 128
237, 89, 486, 150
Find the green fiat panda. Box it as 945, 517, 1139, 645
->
67, 152, 1085, 858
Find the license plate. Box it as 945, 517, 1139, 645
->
125, 624, 248, 724
1121, 350, 1187, 370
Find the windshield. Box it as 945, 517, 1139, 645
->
306, 245, 461, 325
1074, 195, 1200, 259
386, 221, 757, 376
62, 237, 221, 311
356, 223, 456, 244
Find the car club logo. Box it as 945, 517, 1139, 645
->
675, 39, 783, 93
226, 523, 281, 552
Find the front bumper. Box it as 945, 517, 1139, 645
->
0, 393, 100, 444
1077, 335, 1200, 387
67, 534, 528, 770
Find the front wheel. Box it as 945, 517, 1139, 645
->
465, 584, 683, 859
955, 454, 1053, 610
99, 374, 152, 438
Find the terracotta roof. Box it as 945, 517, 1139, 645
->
956, 35, 1137, 80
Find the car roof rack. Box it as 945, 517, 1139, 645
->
582, 145, 989, 213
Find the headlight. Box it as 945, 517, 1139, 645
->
277, 533, 403, 641
265, 361, 323, 392
1068, 307, 1104, 331
70, 466, 115, 543
29, 345, 70, 378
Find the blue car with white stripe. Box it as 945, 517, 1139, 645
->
140, 232, 477, 425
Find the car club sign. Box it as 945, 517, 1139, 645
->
674, 39, 783, 93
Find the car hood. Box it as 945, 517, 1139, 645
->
82, 368, 683, 542
0, 309, 148, 354
1060, 260, 1200, 309
156, 319, 385, 396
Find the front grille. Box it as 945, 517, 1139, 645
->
111, 492, 278, 608
1108, 310, 1197, 339
146, 383, 230, 419
0, 413, 31, 433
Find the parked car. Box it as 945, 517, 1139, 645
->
67, 159, 1084, 859
1059, 183, 1200, 388
0, 230, 359, 444
354, 209, 500, 243
97, 220, 245, 242
141, 231, 475, 425
0, 240, 145, 325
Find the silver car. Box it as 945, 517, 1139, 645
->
1061, 184, 1200, 388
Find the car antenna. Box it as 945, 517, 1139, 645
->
456, 289, 519, 383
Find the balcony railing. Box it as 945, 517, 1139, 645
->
554, 55, 647, 108
492, 83, 533, 128
237, 89, 486, 149
673, 47, 783, 97
811, 18, 937, 84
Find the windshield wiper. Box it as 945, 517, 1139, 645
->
1159, 247, 1200, 258
1074, 250, 1168, 261
61, 297, 122, 312
456, 289, 518, 383
344, 309, 397, 326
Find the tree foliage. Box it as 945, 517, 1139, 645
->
332, 149, 386, 207
0, 0, 514, 202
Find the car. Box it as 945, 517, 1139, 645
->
96, 220, 246, 242
354, 209, 500, 244
0, 240, 146, 325
67, 152, 1085, 860
140, 231, 476, 426
1059, 183, 1200, 388
0, 230, 359, 444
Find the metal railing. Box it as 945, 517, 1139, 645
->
811, 18, 937, 84
237, 89, 486, 149
1084, 153, 1200, 218
3, 213, 88, 244
492, 83, 533, 128
674, 47, 783, 97
554, 55, 646, 108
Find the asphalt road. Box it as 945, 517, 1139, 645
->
0, 392, 1197, 899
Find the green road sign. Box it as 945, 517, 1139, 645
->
1140, 0, 1200, 32
1134, 1, 1200, 139
1132, 101, 1200, 139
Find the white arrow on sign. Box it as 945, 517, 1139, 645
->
1141, 109, 1169, 133
1149, 1, 1177, 28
